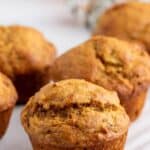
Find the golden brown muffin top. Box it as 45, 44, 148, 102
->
50, 36, 150, 100
94, 2, 150, 52
0, 72, 18, 111
0, 25, 56, 79
21, 79, 129, 148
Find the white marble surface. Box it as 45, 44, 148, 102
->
0, 0, 150, 150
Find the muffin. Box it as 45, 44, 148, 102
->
93, 2, 150, 53
0, 25, 56, 103
21, 79, 129, 150
0, 72, 18, 138
50, 36, 150, 121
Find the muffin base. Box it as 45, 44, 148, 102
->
121, 89, 147, 121
14, 72, 49, 104
0, 107, 13, 138
29, 132, 127, 150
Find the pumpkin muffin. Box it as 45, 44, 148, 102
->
93, 2, 150, 53
0, 72, 18, 138
50, 36, 150, 121
21, 79, 129, 150
0, 25, 56, 103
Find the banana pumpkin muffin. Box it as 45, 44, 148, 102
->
0, 72, 18, 138
93, 2, 150, 53
50, 36, 150, 121
0, 25, 56, 103
21, 79, 129, 150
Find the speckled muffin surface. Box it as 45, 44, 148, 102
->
0, 25, 56, 103
94, 2, 150, 53
0, 72, 18, 111
21, 79, 129, 150
50, 36, 150, 120
0, 72, 18, 138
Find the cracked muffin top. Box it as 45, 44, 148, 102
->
21, 79, 129, 148
94, 2, 150, 53
0, 25, 56, 79
50, 36, 150, 100
0, 72, 18, 111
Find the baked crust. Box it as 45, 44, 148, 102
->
0, 72, 18, 111
0, 25, 56, 103
0, 72, 17, 138
94, 2, 150, 53
30, 132, 127, 150
21, 79, 129, 150
50, 36, 150, 120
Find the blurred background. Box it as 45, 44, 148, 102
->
0, 0, 90, 54
0, 0, 150, 150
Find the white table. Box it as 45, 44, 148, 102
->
0, 0, 150, 150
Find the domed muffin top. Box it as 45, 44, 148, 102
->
0, 25, 56, 79
94, 2, 150, 52
50, 36, 150, 100
0, 72, 18, 111
21, 79, 129, 148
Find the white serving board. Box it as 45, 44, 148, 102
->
0, 0, 149, 150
